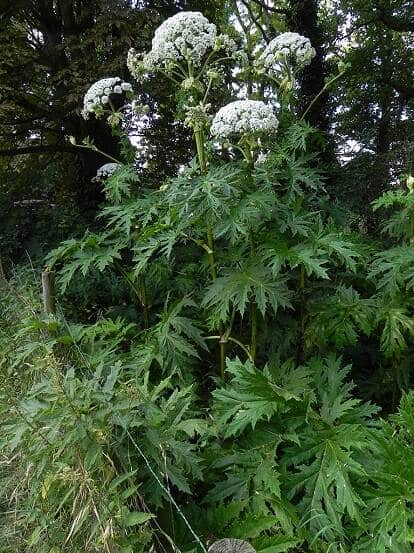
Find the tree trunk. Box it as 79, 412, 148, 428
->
287, 0, 329, 132
208, 539, 256, 553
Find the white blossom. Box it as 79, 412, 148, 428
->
256, 152, 268, 164
256, 32, 315, 77
128, 14, 240, 83
210, 100, 278, 139
95, 163, 121, 180
143, 12, 217, 70
127, 48, 142, 80
81, 77, 133, 119
214, 34, 237, 55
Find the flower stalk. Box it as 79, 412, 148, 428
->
194, 127, 225, 378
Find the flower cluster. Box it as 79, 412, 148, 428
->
82, 77, 133, 119
95, 163, 121, 181
127, 12, 241, 83
256, 32, 315, 77
184, 102, 211, 131
127, 48, 143, 81
144, 11, 216, 70
215, 33, 238, 56
210, 100, 278, 139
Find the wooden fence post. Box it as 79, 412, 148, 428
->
0, 253, 5, 281
208, 539, 256, 553
42, 270, 55, 314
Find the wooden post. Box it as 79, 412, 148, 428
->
42, 270, 55, 314
208, 539, 256, 553
0, 253, 5, 281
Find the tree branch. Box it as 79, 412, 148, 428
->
249, 0, 290, 15
385, 80, 414, 100
374, 4, 414, 32
239, 0, 270, 42
0, 144, 77, 156
377, 13, 414, 32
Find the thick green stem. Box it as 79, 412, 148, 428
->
219, 338, 226, 380
207, 335, 253, 363
244, 145, 253, 167
139, 275, 149, 330
116, 263, 149, 328
206, 223, 217, 280
250, 301, 257, 362
194, 128, 226, 378
194, 129, 207, 173
195, 129, 217, 281
410, 207, 414, 241
248, 230, 257, 362
300, 263, 305, 290
297, 263, 306, 363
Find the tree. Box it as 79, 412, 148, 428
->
330, 0, 414, 222
0, 0, 225, 260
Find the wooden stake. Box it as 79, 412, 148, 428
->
42, 270, 55, 314
0, 254, 5, 280
208, 539, 256, 553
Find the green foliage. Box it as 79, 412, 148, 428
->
306, 286, 375, 349
282, 356, 379, 547
0, 282, 206, 552
209, 355, 381, 551
370, 246, 414, 295
354, 393, 414, 552
202, 261, 292, 323
104, 165, 139, 204
4, 174, 414, 551
213, 357, 310, 438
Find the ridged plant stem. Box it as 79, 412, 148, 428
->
139, 275, 149, 329
297, 263, 306, 363
248, 230, 257, 363
250, 301, 257, 362
206, 223, 217, 280
410, 208, 414, 241
194, 128, 226, 379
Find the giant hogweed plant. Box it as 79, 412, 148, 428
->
3, 10, 414, 553
46, 12, 358, 378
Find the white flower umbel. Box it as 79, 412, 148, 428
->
95, 163, 121, 181
145, 11, 216, 70
127, 12, 241, 83
82, 77, 133, 119
210, 100, 278, 139
257, 32, 315, 78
